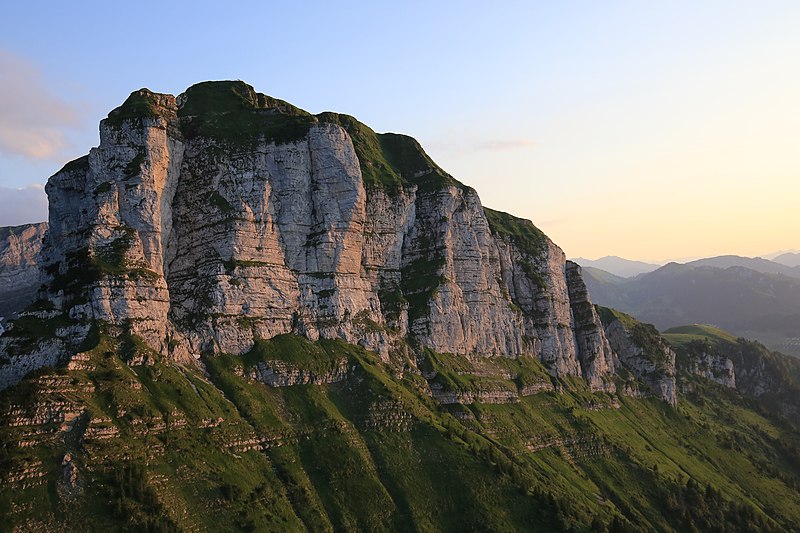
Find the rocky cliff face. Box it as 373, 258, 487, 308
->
688, 349, 736, 388
598, 307, 677, 406
676, 336, 800, 419
1, 81, 663, 397
0, 222, 46, 320
565, 262, 617, 391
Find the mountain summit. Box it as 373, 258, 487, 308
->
1, 81, 799, 531
1, 80, 670, 399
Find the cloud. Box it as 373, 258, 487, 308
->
0, 50, 80, 160
0, 185, 48, 226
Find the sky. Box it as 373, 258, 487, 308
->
1, 1, 798, 262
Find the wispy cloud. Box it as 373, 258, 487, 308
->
0, 185, 48, 226
0, 50, 80, 160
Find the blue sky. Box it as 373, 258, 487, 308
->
1, 1, 798, 261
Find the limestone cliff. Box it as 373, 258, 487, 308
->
565, 262, 617, 391
688, 349, 736, 388
674, 335, 800, 419
0, 223, 46, 319
597, 306, 677, 406
0, 81, 641, 396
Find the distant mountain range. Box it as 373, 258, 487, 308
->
685, 255, 800, 279
2, 80, 800, 532
570, 256, 661, 277
773, 252, 800, 267
582, 260, 800, 357
573, 253, 800, 279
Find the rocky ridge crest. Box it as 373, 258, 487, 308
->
0, 81, 673, 401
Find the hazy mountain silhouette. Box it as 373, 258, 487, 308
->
583, 262, 800, 356
773, 252, 800, 268
571, 256, 661, 278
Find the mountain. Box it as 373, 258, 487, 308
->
0, 222, 46, 320
687, 255, 800, 279
0, 81, 630, 393
575, 253, 800, 281
662, 323, 800, 418
583, 263, 800, 356
571, 255, 661, 278
773, 252, 800, 268
2, 81, 800, 531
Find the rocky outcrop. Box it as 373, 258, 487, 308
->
249, 358, 350, 387
599, 308, 677, 406
566, 262, 617, 391
0, 223, 46, 319
430, 384, 520, 405
678, 337, 800, 418
0, 81, 628, 398
0, 338, 65, 392
688, 350, 736, 388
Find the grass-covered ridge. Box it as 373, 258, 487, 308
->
597, 305, 674, 375
484, 207, 548, 258
92, 81, 478, 196
57, 154, 90, 175
663, 322, 800, 421
105, 88, 167, 126
317, 111, 468, 194
2, 328, 800, 531
662, 324, 740, 350
177, 80, 316, 145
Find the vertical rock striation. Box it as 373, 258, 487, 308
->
566, 262, 617, 391
1, 81, 661, 400
0, 223, 47, 320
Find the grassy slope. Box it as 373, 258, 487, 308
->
662, 324, 739, 350
663, 323, 800, 425
2, 332, 799, 532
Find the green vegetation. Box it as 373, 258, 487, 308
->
596, 306, 638, 330
483, 207, 549, 293
124, 152, 146, 180
178, 81, 315, 146
662, 324, 740, 350
109, 463, 179, 531
317, 112, 468, 194
242, 334, 346, 375
400, 256, 446, 323
45, 229, 160, 305
208, 190, 233, 214
94, 181, 113, 195
663, 323, 800, 421
101, 82, 473, 197
484, 207, 547, 259
58, 154, 90, 175
94, 227, 136, 274
377, 134, 437, 179
597, 306, 673, 374
317, 112, 405, 191
106, 89, 165, 127
2, 328, 800, 531
221, 257, 270, 273
377, 285, 407, 324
